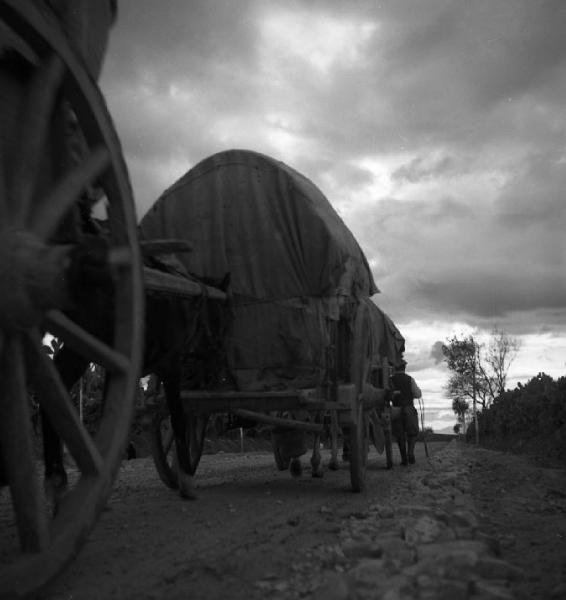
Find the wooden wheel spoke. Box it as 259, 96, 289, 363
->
10, 53, 65, 225
0, 335, 49, 553
23, 331, 103, 476
30, 145, 111, 239
45, 310, 130, 374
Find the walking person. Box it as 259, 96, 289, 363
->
390, 359, 422, 465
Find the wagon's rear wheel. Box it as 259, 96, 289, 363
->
0, 2, 143, 597
348, 302, 371, 493
185, 411, 209, 475
150, 410, 178, 489
150, 409, 208, 486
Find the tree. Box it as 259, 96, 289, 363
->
452, 397, 470, 432
442, 329, 521, 411
483, 327, 521, 397
442, 334, 485, 408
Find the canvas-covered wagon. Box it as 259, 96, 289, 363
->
140, 148, 404, 491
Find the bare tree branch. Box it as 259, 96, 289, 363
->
443, 328, 521, 415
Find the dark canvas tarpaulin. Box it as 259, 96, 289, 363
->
139, 149, 379, 390
365, 299, 405, 370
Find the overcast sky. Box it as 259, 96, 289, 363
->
100, 0, 566, 431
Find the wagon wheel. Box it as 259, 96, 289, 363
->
348, 303, 371, 493
150, 408, 209, 486
0, 2, 143, 597
185, 411, 209, 475
149, 410, 177, 489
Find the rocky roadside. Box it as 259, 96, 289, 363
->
468, 445, 566, 600
256, 440, 526, 600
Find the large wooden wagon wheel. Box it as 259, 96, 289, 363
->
150, 409, 178, 489
183, 411, 209, 475
0, 2, 143, 597
348, 302, 371, 493
151, 407, 209, 487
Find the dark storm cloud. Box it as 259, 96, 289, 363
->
100, 0, 566, 344
495, 150, 566, 230
102, 1, 261, 162
391, 155, 456, 184
353, 194, 474, 265
108, 0, 258, 81
372, 0, 566, 145
350, 181, 566, 336
101, 0, 566, 179
380, 0, 566, 103
414, 270, 566, 319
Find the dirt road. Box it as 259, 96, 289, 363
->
39, 442, 445, 600
17, 439, 566, 599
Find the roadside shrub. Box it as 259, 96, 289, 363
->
473, 373, 566, 459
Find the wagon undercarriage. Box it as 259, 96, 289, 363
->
149, 298, 384, 496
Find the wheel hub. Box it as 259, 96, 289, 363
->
0, 229, 72, 330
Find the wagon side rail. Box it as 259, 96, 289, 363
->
179, 383, 387, 427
